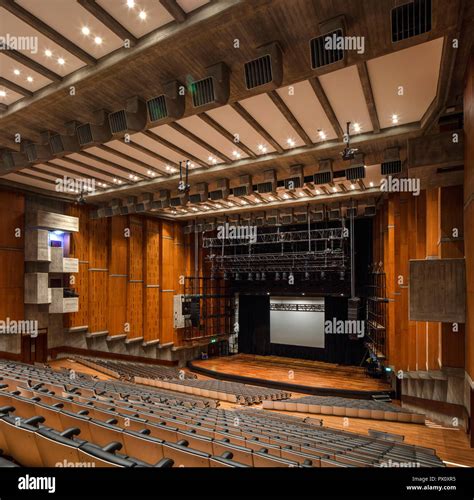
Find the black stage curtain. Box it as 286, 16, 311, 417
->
238, 295, 365, 365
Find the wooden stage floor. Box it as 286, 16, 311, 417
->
190, 354, 391, 396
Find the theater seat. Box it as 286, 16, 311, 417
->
161, 441, 211, 467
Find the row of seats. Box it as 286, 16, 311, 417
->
76, 357, 196, 381
135, 377, 291, 405
263, 395, 425, 424
0, 359, 444, 468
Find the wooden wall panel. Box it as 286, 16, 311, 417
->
109, 216, 128, 276
415, 191, 427, 370
127, 282, 143, 339
88, 218, 108, 269
108, 276, 127, 336
88, 271, 108, 332
144, 219, 160, 285
407, 195, 418, 371
144, 288, 160, 341
0, 190, 24, 249
128, 216, 143, 281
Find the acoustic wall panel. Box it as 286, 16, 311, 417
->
409, 259, 466, 323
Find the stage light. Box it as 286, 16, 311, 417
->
282, 272, 288, 280
255, 272, 260, 281
275, 272, 280, 281
261, 272, 266, 281
248, 272, 253, 281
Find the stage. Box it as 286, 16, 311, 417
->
189, 354, 393, 399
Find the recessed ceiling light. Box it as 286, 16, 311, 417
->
81, 26, 90, 36
391, 114, 398, 124
13, 69, 20, 76
316, 189, 321, 195
103, 184, 107, 188
241, 200, 247, 205
138, 10, 147, 20
227, 201, 234, 206
129, 174, 133, 178
118, 180, 123, 184
332, 186, 337, 192
232, 151, 241, 158
350, 184, 355, 190
353, 123, 361, 132
26, 76, 33, 83
0, 90, 6, 97
268, 196, 274, 201
287, 138, 295, 147
298, 192, 304, 197
126, 0, 135, 7
57, 57, 65, 65
318, 130, 326, 140
369, 181, 374, 187
113, 178, 117, 183
190, 163, 195, 168
44, 49, 52, 57
94, 36, 102, 45
283, 193, 289, 199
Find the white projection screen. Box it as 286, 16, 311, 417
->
270, 297, 325, 348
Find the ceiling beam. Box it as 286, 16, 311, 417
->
159, 0, 187, 23
77, 0, 138, 46
357, 62, 381, 134
231, 102, 284, 153
24, 165, 106, 190
40, 161, 110, 184
97, 144, 167, 174
3, 50, 62, 83
169, 122, 232, 162
308, 77, 344, 139
0, 104, 7, 112
45, 159, 129, 183
142, 130, 206, 167
79, 150, 155, 178
122, 138, 179, 172
267, 90, 312, 146
10, 170, 57, 187
0, 77, 33, 98
198, 113, 256, 158
0, 0, 96, 66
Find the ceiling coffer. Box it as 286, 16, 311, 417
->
0, 149, 29, 173
189, 182, 209, 204
76, 109, 113, 146
147, 80, 186, 124
346, 153, 366, 180
23, 132, 53, 164
311, 15, 347, 70
209, 178, 230, 201
108, 96, 147, 136
381, 147, 402, 175
285, 164, 304, 190
49, 121, 81, 157
191, 62, 230, 110
311, 204, 326, 222
279, 207, 293, 225
266, 209, 279, 226
232, 174, 253, 197
135, 193, 154, 213
150, 189, 170, 210
257, 169, 277, 194
314, 159, 333, 185
244, 41, 283, 92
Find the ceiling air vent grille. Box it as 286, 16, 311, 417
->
170, 197, 182, 207
381, 160, 403, 175
189, 193, 204, 204
24, 143, 38, 162
245, 54, 273, 90
391, 0, 432, 43
108, 110, 128, 135
345, 166, 365, 181
233, 185, 249, 197
209, 189, 224, 201
147, 95, 168, 122
256, 181, 274, 194
310, 29, 344, 69
76, 124, 93, 146
314, 171, 332, 185
191, 77, 215, 108
49, 134, 64, 155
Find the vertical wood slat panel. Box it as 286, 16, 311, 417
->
144, 219, 160, 342
127, 216, 143, 339
160, 220, 175, 345
415, 191, 427, 370
407, 195, 418, 371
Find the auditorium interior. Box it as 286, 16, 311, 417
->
0, 0, 474, 478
